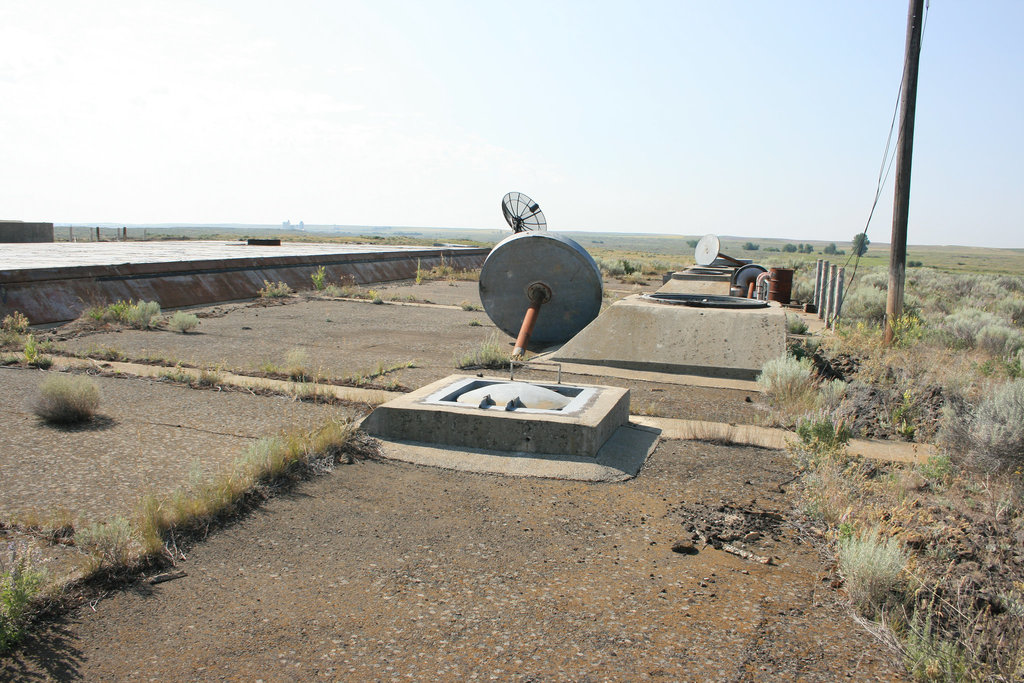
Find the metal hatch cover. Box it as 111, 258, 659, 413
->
479, 232, 603, 349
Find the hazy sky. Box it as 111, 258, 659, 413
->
1, 1, 1021, 248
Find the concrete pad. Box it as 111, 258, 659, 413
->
0, 241, 488, 324
550, 295, 787, 380
370, 422, 660, 482
363, 374, 629, 458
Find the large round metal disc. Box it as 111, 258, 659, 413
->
694, 234, 721, 266
479, 232, 603, 349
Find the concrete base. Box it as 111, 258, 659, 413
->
363, 374, 630, 458
372, 422, 659, 482
549, 295, 787, 380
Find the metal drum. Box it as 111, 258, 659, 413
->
768, 268, 795, 304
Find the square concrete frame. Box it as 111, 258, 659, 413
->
363, 374, 630, 459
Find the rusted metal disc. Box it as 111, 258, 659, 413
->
479, 232, 603, 349
694, 234, 721, 266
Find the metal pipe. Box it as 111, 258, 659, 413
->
512, 300, 542, 358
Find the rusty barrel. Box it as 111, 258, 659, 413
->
767, 268, 794, 304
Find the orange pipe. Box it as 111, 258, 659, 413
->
512, 300, 542, 358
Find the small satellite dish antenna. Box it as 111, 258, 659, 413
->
694, 234, 745, 267
501, 192, 547, 233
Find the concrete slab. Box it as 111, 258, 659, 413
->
363, 374, 630, 458
0, 240, 488, 324
371, 422, 659, 482
550, 295, 787, 380
0, 240, 437, 270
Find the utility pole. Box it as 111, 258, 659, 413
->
884, 0, 925, 345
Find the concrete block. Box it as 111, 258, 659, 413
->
363, 374, 630, 458
550, 295, 786, 380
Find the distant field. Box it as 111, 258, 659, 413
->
61, 224, 1024, 275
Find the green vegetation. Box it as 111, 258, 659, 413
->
167, 310, 199, 333
852, 232, 870, 257
1, 541, 47, 654
459, 300, 481, 311
837, 527, 909, 617
76, 517, 135, 569
786, 313, 808, 335
33, 373, 101, 424
85, 299, 162, 329
455, 333, 509, 369
1, 312, 29, 335
310, 265, 327, 290
258, 280, 293, 298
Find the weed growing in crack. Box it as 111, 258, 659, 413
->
454, 333, 509, 369
76, 516, 135, 569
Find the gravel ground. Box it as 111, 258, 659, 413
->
4, 441, 905, 681
0, 367, 358, 524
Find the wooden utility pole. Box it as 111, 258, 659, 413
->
884, 0, 925, 345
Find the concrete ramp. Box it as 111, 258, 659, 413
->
549, 295, 786, 380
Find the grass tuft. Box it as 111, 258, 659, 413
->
33, 374, 101, 424
454, 333, 509, 369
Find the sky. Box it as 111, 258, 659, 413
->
1, 1, 1022, 248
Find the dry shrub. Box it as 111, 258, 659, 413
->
757, 355, 817, 420
33, 374, 100, 424
167, 310, 199, 333
838, 527, 909, 617
941, 379, 1024, 474
284, 348, 311, 381
125, 300, 161, 329
75, 516, 135, 568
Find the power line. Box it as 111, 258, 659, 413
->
836, 1, 929, 318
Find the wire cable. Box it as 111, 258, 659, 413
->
833, 0, 929, 324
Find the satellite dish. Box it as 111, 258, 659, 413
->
694, 234, 745, 267
501, 192, 547, 233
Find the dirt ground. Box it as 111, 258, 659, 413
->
5, 442, 904, 681
0, 278, 907, 679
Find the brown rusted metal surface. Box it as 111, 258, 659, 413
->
767, 268, 794, 304
1, 247, 488, 324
